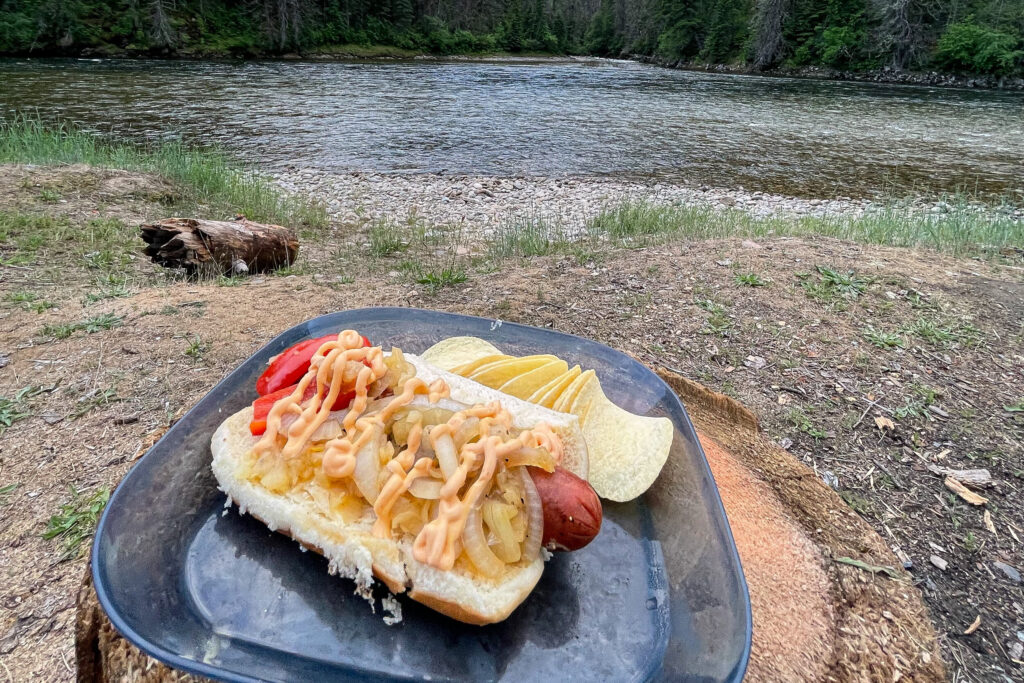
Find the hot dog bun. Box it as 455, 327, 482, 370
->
210, 354, 589, 625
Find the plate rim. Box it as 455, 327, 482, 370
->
92, 306, 752, 682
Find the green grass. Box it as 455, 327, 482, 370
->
416, 266, 468, 292
0, 483, 19, 505
488, 214, 572, 259
368, 217, 408, 257
184, 335, 208, 361
586, 199, 1022, 257
904, 317, 985, 348
863, 326, 905, 348
0, 386, 46, 433
42, 313, 124, 340
734, 272, 769, 287
43, 485, 110, 561
0, 114, 326, 229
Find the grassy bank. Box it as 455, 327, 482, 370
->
0, 116, 326, 229
480, 200, 1023, 263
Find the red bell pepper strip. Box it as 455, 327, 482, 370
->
249, 381, 359, 436
256, 333, 370, 396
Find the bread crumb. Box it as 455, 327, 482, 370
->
383, 594, 403, 625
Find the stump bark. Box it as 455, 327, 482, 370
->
75, 370, 946, 682
140, 218, 299, 275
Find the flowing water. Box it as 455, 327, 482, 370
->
1, 57, 1022, 199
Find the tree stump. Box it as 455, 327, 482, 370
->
140, 218, 299, 275
75, 371, 946, 681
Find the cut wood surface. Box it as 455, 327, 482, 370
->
140, 217, 298, 274
75, 371, 945, 682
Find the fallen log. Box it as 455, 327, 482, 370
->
140, 217, 299, 275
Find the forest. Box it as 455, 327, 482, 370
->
0, 0, 1021, 76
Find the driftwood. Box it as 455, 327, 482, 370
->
140, 217, 299, 275
926, 464, 994, 489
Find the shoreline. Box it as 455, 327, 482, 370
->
272, 170, 1022, 234
4, 49, 1023, 92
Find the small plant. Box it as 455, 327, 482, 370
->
803, 266, 868, 306
43, 485, 111, 561
0, 482, 20, 505
788, 407, 828, 440
416, 267, 468, 293
894, 384, 939, 419
962, 531, 979, 553
184, 335, 208, 361
83, 277, 132, 303
42, 313, 124, 340
70, 387, 120, 419
368, 218, 407, 257
0, 386, 43, 433
840, 490, 873, 516
38, 188, 60, 202
863, 326, 905, 349
904, 317, 984, 348
1005, 398, 1024, 413
734, 272, 769, 287
216, 274, 244, 287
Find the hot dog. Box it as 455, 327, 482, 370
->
211, 331, 602, 625
530, 466, 602, 552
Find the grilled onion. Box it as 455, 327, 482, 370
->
520, 467, 543, 562
483, 500, 520, 563
433, 432, 459, 480
463, 504, 504, 578
353, 426, 383, 503
408, 478, 443, 500
502, 446, 556, 473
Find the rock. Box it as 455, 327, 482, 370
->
929, 555, 948, 571
741, 239, 762, 249
994, 561, 1021, 584
1009, 640, 1023, 662
743, 355, 767, 370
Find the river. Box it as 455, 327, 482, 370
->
1, 57, 1022, 200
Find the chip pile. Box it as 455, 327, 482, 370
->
421, 337, 673, 502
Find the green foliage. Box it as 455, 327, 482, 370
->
585, 0, 622, 56
935, 18, 1023, 75
0, 115, 326, 229
0, 0, 1022, 76
43, 485, 110, 561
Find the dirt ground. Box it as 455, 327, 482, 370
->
1, 165, 1022, 681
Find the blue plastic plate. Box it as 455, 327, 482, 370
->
93, 307, 751, 681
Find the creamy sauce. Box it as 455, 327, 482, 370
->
250, 331, 561, 573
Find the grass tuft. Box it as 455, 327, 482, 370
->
0, 114, 326, 228
43, 486, 110, 561
43, 313, 124, 340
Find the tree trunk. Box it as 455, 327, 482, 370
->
140, 217, 299, 275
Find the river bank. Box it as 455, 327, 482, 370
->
8, 46, 1024, 91
272, 169, 1023, 252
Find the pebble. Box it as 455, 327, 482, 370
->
1009, 641, 1023, 662
930, 555, 948, 571
994, 561, 1021, 584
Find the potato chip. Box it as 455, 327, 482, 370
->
498, 359, 569, 400
552, 370, 596, 413
421, 336, 504, 372
470, 355, 559, 387
530, 366, 581, 408
451, 354, 513, 376
571, 380, 674, 502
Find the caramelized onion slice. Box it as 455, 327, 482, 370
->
483, 500, 521, 563
463, 505, 504, 578
503, 446, 556, 473
520, 467, 543, 562
310, 418, 343, 442
433, 432, 459, 480
408, 478, 443, 500
353, 426, 383, 503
